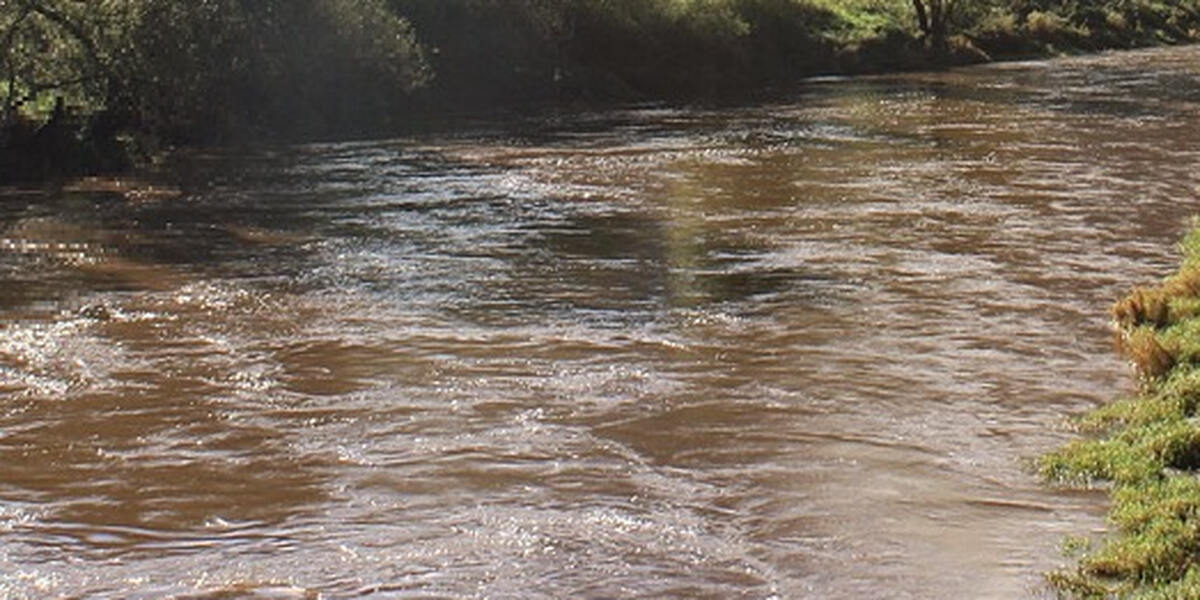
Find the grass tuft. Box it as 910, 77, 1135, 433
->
1113, 287, 1171, 330
1118, 326, 1177, 382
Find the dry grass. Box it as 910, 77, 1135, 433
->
1113, 287, 1171, 330
1112, 265, 1200, 331
1118, 326, 1177, 382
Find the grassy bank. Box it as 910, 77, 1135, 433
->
1042, 223, 1200, 598
3, 0, 1200, 183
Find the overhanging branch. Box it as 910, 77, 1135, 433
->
18, 0, 109, 77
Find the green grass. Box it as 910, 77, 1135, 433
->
1044, 220, 1200, 598
807, 0, 912, 42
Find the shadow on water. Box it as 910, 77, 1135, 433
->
503, 208, 846, 318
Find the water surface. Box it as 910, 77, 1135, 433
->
3, 45, 1200, 599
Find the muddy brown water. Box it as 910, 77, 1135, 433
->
3, 45, 1200, 599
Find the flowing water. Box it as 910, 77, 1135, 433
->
3, 45, 1200, 599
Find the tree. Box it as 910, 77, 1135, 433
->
1, 0, 119, 127
2, 0, 430, 143
911, 0, 955, 50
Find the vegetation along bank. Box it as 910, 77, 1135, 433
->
3, 0, 1200, 181
1042, 223, 1200, 598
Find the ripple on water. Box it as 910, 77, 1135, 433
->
4, 44, 1200, 599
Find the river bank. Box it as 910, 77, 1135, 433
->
1043, 223, 1200, 598
3, 0, 1200, 185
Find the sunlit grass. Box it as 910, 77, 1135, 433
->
804, 0, 913, 41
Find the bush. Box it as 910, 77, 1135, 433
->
118, 0, 428, 142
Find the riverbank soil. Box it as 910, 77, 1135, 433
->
1043, 224, 1200, 598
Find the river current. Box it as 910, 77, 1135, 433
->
2, 45, 1200, 599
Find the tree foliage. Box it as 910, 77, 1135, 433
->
1, 0, 428, 142
393, 0, 841, 104
1, 0, 116, 118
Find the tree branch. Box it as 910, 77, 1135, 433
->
911, 0, 930, 37
18, 0, 108, 77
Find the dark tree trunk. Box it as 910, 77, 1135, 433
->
912, 0, 952, 53
912, 0, 931, 38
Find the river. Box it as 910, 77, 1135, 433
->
2, 45, 1199, 599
